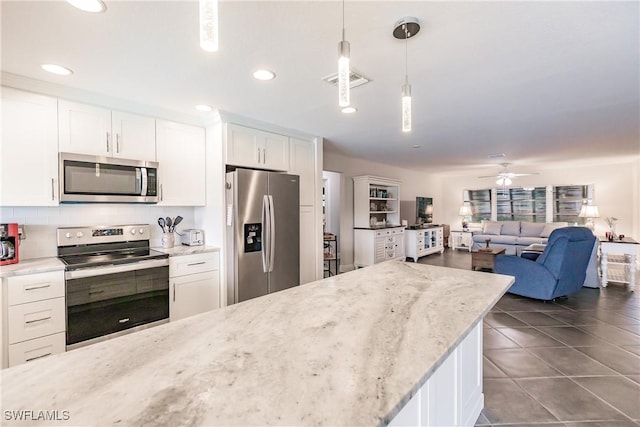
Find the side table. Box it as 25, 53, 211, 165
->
451, 230, 473, 252
599, 237, 639, 292
471, 248, 506, 272
323, 233, 339, 277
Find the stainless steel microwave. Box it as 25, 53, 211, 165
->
59, 153, 158, 203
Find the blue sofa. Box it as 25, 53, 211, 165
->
493, 227, 596, 300
472, 220, 568, 256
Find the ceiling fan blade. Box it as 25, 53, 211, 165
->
477, 174, 499, 178
509, 172, 539, 177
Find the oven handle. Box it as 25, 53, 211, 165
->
65, 258, 169, 280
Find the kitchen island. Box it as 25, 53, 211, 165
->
0, 261, 513, 426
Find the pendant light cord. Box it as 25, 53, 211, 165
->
404, 24, 409, 84
342, 0, 345, 41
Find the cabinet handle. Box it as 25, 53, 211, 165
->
106, 132, 110, 152
187, 261, 206, 267
26, 352, 52, 362
263, 148, 266, 164
116, 133, 120, 154
173, 283, 176, 302
160, 184, 164, 201
118, 318, 130, 324
25, 316, 51, 324
25, 284, 51, 291
89, 290, 105, 295
51, 178, 55, 201
257, 148, 261, 164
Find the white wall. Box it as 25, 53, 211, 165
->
438, 157, 640, 241
0, 205, 196, 259
323, 151, 444, 271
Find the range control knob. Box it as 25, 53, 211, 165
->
138, 228, 145, 235
131, 229, 137, 235
65, 232, 72, 239
76, 231, 84, 238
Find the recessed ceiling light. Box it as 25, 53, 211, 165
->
66, 0, 106, 13
195, 104, 213, 112
412, 145, 421, 149
253, 70, 276, 81
341, 106, 357, 114
41, 64, 74, 76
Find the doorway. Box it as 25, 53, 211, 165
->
323, 171, 341, 277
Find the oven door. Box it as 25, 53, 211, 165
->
65, 259, 169, 347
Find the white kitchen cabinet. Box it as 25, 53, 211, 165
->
289, 138, 315, 206
354, 227, 405, 268
388, 321, 483, 427
169, 251, 220, 321
405, 227, 444, 262
156, 120, 206, 206
0, 87, 59, 206
300, 205, 317, 284
59, 100, 156, 161
2, 270, 66, 369
225, 123, 289, 171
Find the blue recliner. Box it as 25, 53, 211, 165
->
493, 227, 596, 300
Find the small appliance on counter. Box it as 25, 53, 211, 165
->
0, 223, 19, 266
181, 229, 204, 246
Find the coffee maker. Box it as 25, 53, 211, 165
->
0, 223, 19, 266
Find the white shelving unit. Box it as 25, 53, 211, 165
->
600, 238, 639, 292
353, 176, 404, 268
405, 227, 445, 262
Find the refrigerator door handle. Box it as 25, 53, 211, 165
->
261, 195, 270, 273
268, 195, 275, 273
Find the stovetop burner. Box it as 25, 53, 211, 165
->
57, 224, 168, 270
59, 248, 168, 270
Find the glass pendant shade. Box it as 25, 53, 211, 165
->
402, 82, 412, 132
496, 176, 512, 186
199, 0, 219, 52
338, 40, 350, 107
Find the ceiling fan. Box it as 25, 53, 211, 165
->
478, 163, 538, 186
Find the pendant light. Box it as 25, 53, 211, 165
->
393, 18, 420, 133
338, 0, 350, 107
200, 0, 219, 52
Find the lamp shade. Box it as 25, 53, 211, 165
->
579, 205, 600, 218
459, 205, 473, 216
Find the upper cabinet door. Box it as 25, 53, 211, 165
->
111, 111, 156, 161
156, 120, 205, 206
225, 123, 289, 171
1, 88, 59, 206
225, 123, 262, 169
289, 138, 315, 206
58, 100, 111, 156
260, 130, 289, 171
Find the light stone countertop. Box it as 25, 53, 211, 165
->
0, 261, 513, 426
152, 245, 220, 257
0, 257, 65, 278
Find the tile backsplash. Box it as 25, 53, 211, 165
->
0, 205, 196, 259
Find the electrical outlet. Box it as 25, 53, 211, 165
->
18, 226, 25, 240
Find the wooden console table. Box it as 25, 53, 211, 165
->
471, 248, 506, 272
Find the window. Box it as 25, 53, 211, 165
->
463, 189, 491, 223
497, 187, 547, 223
553, 185, 594, 224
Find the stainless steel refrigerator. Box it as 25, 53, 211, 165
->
226, 168, 300, 304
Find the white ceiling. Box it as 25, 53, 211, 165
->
2, 1, 639, 174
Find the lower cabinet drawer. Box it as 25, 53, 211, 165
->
170, 252, 219, 277
8, 332, 66, 367
8, 297, 66, 344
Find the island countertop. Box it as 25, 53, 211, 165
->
0, 261, 513, 426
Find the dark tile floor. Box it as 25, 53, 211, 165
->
416, 248, 640, 427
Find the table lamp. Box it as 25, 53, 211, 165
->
459, 205, 473, 231
578, 204, 599, 231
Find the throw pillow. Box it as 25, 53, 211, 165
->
500, 221, 520, 236
484, 222, 502, 235
540, 223, 563, 238
521, 222, 546, 237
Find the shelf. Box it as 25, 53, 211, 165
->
369, 197, 397, 201
370, 211, 396, 214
